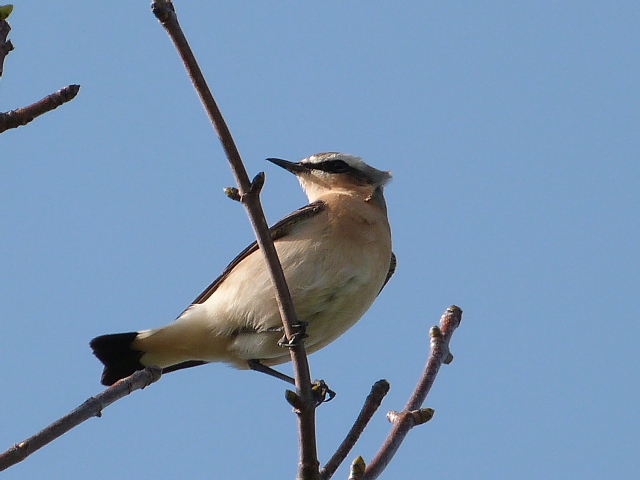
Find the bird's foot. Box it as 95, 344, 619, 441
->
278, 321, 309, 348
285, 380, 336, 412
311, 379, 336, 405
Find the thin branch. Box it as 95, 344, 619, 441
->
0, 367, 162, 472
150, 2, 319, 478
0, 10, 80, 133
320, 380, 390, 480
0, 85, 81, 133
362, 306, 463, 480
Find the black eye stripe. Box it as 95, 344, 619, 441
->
314, 160, 352, 174
306, 159, 375, 185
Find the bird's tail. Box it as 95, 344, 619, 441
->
90, 329, 211, 386
90, 332, 144, 386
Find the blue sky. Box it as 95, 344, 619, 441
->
2, 2, 639, 479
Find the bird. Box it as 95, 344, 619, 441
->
90, 152, 396, 386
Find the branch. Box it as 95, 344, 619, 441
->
362, 306, 463, 480
150, 2, 319, 478
0, 367, 162, 472
320, 380, 390, 480
0, 8, 80, 133
0, 84, 80, 133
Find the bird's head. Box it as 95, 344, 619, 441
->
267, 152, 391, 203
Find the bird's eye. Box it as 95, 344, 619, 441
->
326, 160, 351, 173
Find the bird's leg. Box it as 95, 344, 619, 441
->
253, 323, 335, 403
247, 359, 295, 385
277, 320, 309, 348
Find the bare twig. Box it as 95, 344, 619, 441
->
0, 9, 80, 133
362, 306, 463, 480
0, 367, 162, 472
320, 380, 390, 480
0, 85, 80, 133
150, 2, 319, 478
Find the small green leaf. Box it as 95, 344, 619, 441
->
0, 4, 14, 21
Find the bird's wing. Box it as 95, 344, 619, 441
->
378, 252, 397, 295
185, 200, 327, 309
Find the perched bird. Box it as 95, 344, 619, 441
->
90, 152, 396, 386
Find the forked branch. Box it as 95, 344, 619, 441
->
362, 306, 463, 480
150, 1, 319, 478
0, 12, 80, 133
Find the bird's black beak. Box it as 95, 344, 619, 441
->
266, 158, 310, 175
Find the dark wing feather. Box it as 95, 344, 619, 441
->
378, 252, 397, 295
187, 201, 327, 308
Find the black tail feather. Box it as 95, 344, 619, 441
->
90, 332, 144, 386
